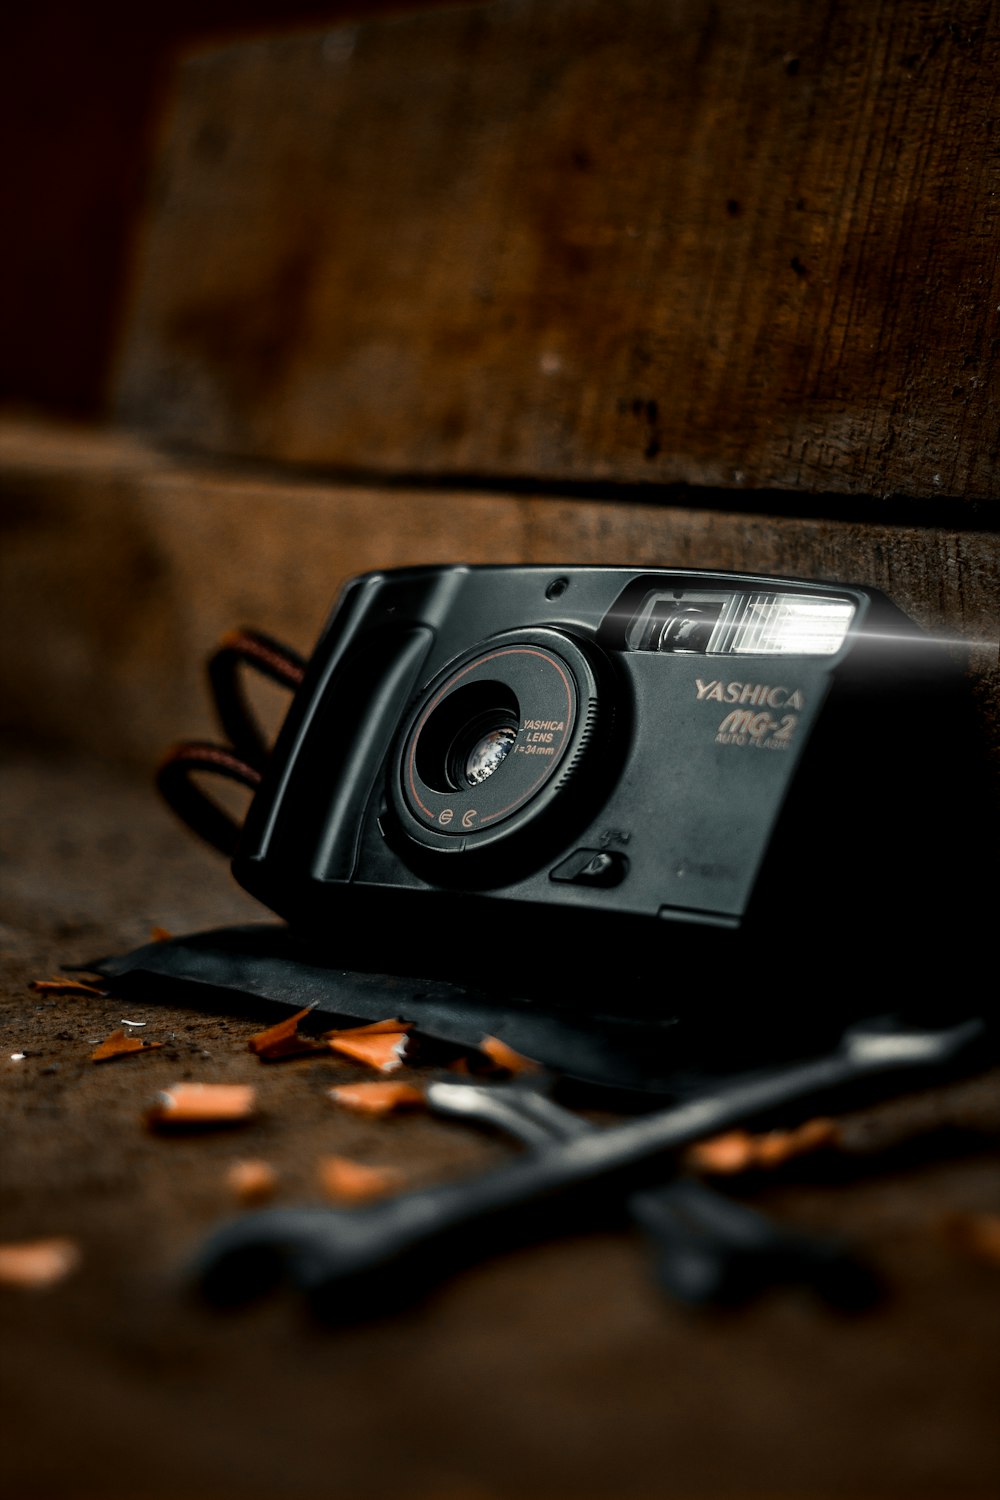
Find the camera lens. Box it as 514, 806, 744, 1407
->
458, 721, 518, 786
389, 628, 606, 862
414, 683, 520, 794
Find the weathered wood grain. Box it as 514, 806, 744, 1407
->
2, 419, 996, 775
114, 0, 1000, 501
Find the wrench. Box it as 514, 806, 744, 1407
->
423, 1075, 874, 1307
190, 1014, 987, 1318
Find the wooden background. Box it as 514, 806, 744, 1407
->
113, 0, 1000, 501
1, 0, 996, 786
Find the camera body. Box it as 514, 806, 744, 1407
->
233, 565, 977, 1012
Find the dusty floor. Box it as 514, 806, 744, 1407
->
2, 740, 999, 1500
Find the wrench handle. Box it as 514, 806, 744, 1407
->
193, 1019, 985, 1315
195, 1053, 850, 1313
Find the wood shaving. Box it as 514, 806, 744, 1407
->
328, 1080, 424, 1116
754, 1118, 840, 1165
685, 1118, 841, 1174
29, 978, 106, 998
938, 1211, 1000, 1266
327, 1028, 410, 1072
317, 1155, 403, 1203
147, 1082, 257, 1127
226, 1159, 278, 1204
322, 1018, 412, 1038
479, 1035, 541, 1074
0, 1237, 81, 1289
247, 1006, 326, 1061
684, 1130, 758, 1174
91, 1028, 163, 1062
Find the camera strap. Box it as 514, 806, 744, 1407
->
155, 628, 305, 856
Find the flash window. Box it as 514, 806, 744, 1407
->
627, 590, 856, 657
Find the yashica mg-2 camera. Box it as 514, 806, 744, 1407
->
233, 565, 979, 1013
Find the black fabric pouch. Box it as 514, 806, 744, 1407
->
84, 921, 764, 1102
82, 920, 935, 1106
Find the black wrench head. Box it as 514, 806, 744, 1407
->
190, 1209, 318, 1307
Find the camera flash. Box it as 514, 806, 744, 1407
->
728, 594, 856, 656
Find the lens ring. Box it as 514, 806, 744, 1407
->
406, 645, 575, 826
389, 628, 603, 857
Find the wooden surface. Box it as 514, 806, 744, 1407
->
2, 744, 1000, 1500
113, 0, 1000, 501
1, 417, 996, 778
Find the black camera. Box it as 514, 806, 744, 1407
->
228, 564, 983, 1014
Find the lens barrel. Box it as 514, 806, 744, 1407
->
388, 628, 605, 861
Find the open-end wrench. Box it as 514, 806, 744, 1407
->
191, 1014, 988, 1319
423, 1075, 873, 1307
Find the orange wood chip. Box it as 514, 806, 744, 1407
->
317, 1155, 403, 1203
328, 1080, 424, 1116
149, 926, 173, 943
754, 1117, 840, 1165
684, 1130, 758, 1174
91, 1028, 163, 1062
30, 977, 105, 997
226, 1159, 278, 1204
323, 1018, 412, 1038
147, 1082, 257, 1127
479, 1035, 541, 1073
0, 1237, 81, 1289
327, 1028, 410, 1072
247, 1006, 326, 1061
939, 1211, 1000, 1266
685, 1118, 841, 1174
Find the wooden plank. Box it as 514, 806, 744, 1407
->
2, 419, 996, 776
0, 2, 459, 415
114, 0, 1000, 501
0, 419, 525, 767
